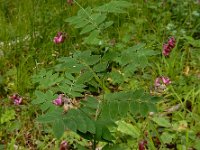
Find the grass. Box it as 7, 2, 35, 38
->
0, 0, 200, 149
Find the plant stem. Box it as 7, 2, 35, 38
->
92, 137, 96, 150
82, 61, 111, 93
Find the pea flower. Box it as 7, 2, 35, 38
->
162, 37, 176, 56
155, 76, 171, 87
10, 94, 22, 105
138, 140, 147, 150
53, 94, 64, 106
60, 140, 68, 150
53, 32, 66, 44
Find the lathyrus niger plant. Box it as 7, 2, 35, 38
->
31, 0, 161, 149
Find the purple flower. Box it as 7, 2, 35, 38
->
155, 76, 171, 87
162, 37, 176, 57
138, 140, 147, 150
10, 94, 22, 105
161, 76, 171, 85
53, 94, 63, 106
53, 32, 66, 44
168, 37, 176, 48
154, 77, 162, 87
60, 140, 68, 150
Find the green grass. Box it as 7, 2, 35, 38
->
0, 0, 200, 149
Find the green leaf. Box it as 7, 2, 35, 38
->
81, 96, 98, 109
76, 116, 87, 133
108, 71, 124, 84
53, 119, 65, 139
94, 1, 133, 14
152, 117, 171, 128
160, 132, 175, 144
131, 89, 144, 99
102, 50, 119, 62
118, 101, 129, 117
1, 109, 15, 124
63, 118, 77, 132
32, 90, 46, 104
109, 101, 119, 119
95, 122, 103, 140
117, 121, 140, 138
65, 73, 75, 81
77, 7, 92, 17
65, 16, 83, 24
83, 55, 101, 66
147, 102, 157, 113
102, 126, 114, 141
40, 101, 54, 112
37, 109, 63, 123
81, 24, 96, 34
36, 71, 64, 90
100, 21, 114, 29
100, 103, 111, 120
93, 62, 108, 72
92, 13, 107, 25
84, 30, 101, 45
75, 20, 89, 28
85, 117, 96, 134
139, 102, 149, 117
130, 101, 139, 115
69, 91, 83, 98
76, 71, 94, 84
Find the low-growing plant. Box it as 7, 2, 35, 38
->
1, 0, 200, 149
31, 1, 162, 149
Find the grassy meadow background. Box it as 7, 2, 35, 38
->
0, 0, 200, 149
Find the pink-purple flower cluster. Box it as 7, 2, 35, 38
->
154, 76, 171, 87
10, 94, 22, 105
53, 94, 64, 106
53, 32, 66, 44
162, 37, 176, 56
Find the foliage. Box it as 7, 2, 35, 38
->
65, 0, 132, 45
1, 0, 200, 149
31, 48, 160, 143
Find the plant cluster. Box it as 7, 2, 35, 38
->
0, 0, 200, 149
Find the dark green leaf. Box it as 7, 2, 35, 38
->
109, 101, 119, 119
81, 24, 96, 34
130, 101, 139, 115
118, 101, 129, 117
102, 126, 114, 141
63, 118, 77, 132
76, 71, 94, 84
139, 102, 149, 117
93, 62, 108, 72
37, 109, 63, 123
53, 119, 65, 139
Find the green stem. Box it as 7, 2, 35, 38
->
73, 0, 100, 31
92, 136, 96, 150
83, 61, 111, 93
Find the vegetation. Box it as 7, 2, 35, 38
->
0, 0, 200, 149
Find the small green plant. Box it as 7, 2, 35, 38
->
31, 46, 161, 147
